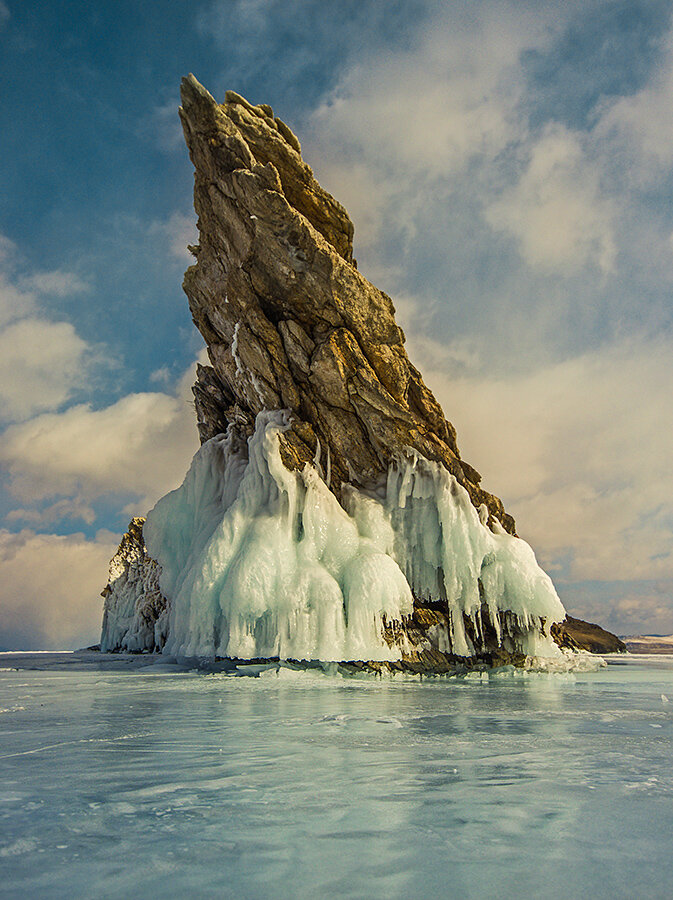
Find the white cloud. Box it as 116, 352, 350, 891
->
413, 335, 673, 583
149, 210, 198, 262
0, 234, 96, 422
19, 269, 89, 297
0, 528, 117, 650
0, 359, 201, 515
149, 365, 172, 385
0, 272, 36, 327
304, 3, 564, 252
596, 30, 673, 179
6, 499, 96, 527
0, 318, 90, 422
312, 32, 517, 178
485, 124, 616, 273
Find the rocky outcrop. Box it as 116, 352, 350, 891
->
99, 77, 578, 668
551, 616, 626, 654
180, 74, 515, 535
100, 518, 168, 653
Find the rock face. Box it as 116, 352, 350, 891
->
100, 76, 575, 669
180, 75, 514, 535
551, 616, 626, 654
100, 518, 168, 653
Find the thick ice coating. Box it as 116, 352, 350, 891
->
137, 412, 565, 661
100, 518, 166, 653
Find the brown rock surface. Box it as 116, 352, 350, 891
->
179, 74, 515, 534
551, 616, 626, 654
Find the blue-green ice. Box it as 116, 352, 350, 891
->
1, 652, 672, 899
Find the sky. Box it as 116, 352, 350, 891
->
1, 0, 672, 648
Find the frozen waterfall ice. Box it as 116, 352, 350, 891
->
103, 411, 567, 663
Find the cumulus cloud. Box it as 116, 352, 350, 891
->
311, 19, 523, 178
414, 335, 673, 585
0, 528, 117, 650
0, 318, 90, 422
0, 359, 201, 515
6, 499, 96, 527
149, 210, 198, 262
0, 230, 202, 648
305, 3, 556, 249
300, 0, 629, 363
485, 124, 616, 274
0, 234, 96, 422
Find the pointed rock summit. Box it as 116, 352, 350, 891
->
101, 77, 577, 671
179, 74, 514, 533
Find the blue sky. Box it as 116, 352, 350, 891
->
1, 0, 673, 648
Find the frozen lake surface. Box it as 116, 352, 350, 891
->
1, 652, 673, 899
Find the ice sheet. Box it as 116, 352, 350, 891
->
1, 652, 673, 899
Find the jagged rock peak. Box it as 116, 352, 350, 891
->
179, 74, 515, 533
98, 78, 578, 668
180, 74, 353, 262
100, 517, 167, 653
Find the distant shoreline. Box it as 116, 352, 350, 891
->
621, 635, 673, 654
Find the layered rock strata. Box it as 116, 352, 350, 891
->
552, 616, 626, 654
180, 75, 514, 535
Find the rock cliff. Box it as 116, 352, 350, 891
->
180, 75, 514, 534
100, 77, 575, 669
100, 517, 167, 652
552, 616, 626, 654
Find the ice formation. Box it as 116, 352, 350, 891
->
100, 77, 574, 668
100, 518, 167, 653
116, 412, 565, 662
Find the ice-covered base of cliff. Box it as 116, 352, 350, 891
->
100, 519, 167, 653
143, 412, 415, 662
99, 411, 567, 663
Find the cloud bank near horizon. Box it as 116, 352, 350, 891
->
1, 0, 672, 646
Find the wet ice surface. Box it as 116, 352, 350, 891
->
1, 653, 673, 899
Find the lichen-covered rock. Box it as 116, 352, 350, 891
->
179, 74, 515, 534
100, 518, 168, 652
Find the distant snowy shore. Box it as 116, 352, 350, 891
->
622, 635, 673, 654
